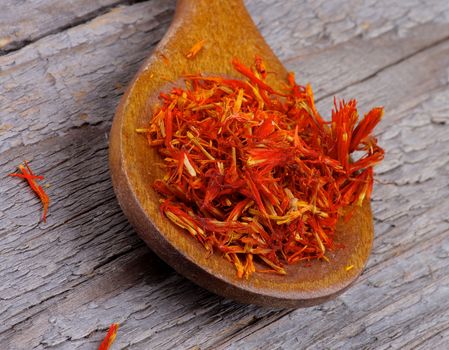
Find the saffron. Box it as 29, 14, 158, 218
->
186, 40, 206, 59
141, 57, 384, 278
98, 323, 119, 350
9, 161, 50, 222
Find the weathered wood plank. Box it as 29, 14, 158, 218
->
1, 1, 449, 154
0, 0, 175, 154
1, 0, 449, 349
0, 0, 143, 53
251, 0, 449, 99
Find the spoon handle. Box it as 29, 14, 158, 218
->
176, 0, 247, 21
163, 0, 283, 74
172, 0, 258, 42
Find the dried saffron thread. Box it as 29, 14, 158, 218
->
98, 323, 119, 350
9, 161, 50, 222
142, 57, 384, 278
186, 40, 206, 59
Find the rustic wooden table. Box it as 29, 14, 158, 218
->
1, 1, 449, 349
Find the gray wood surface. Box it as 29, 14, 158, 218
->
0, 0, 138, 53
1, 0, 449, 349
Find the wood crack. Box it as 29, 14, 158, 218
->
316, 34, 449, 103
211, 310, 293, 350
0, 0, 153, 55
406, 320, 449, 349
0, 240, 142, 338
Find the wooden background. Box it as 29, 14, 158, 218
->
1, 0, 449, 348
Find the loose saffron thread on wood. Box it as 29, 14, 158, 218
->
98, 323, 119, 350
186, 40, 206, 59
142, 57, 384, 279
9, 161, 50, 222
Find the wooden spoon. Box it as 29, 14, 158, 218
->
109, 0, 373, 308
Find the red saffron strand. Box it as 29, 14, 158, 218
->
98, 323, 119, 350
186, 39, 206, 59
142, 57, 384, 279
9, 161, 50, 222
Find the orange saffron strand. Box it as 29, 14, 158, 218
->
142, 57, 384, 279
186, 39, 206, 59
98, 323, 119, 350
9, 161, 50, 222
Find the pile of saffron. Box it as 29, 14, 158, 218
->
142, 58, 384, 278
9, 161, 49, 222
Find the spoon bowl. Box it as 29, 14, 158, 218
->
109, 0, 373, 307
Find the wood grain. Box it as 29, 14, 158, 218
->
0, 0, 146, 53
1, 0, 449, 348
